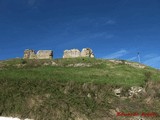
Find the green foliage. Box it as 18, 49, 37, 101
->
144, 71, 152, 83
21, 59, 27, 64
120, 60, 126, 65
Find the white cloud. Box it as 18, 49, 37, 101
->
144, 54, 157, 59
28, 0, 36, 6
144, 56, 160, 67
89, 32, 114, 39
128, 56, 137, 61
105, 20, 116, 25
103, 49, 128, 59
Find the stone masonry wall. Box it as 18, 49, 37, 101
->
37, 50, 53, 59
24, 48, 94, 59
63, 48, 94, 58
23, 49, 53, 59
63, 49, 81, 58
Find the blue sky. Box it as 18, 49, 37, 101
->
0, 0, 160, 69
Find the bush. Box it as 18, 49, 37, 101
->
144, 72, 152, 83
21, 59, 27, 64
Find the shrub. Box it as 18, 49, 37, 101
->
144, 72, 152, 83
21, 59, 27, 64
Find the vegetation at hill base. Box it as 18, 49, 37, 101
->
0, 58, 160, 120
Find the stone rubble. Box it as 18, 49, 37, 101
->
114, 86, 146, 98
109, 60, 146, 69
128, 86, 146, 97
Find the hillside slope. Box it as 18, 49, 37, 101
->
0, 58, 160, 120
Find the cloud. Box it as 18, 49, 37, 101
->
67, 17, 116, 28
89, 32, 114, 39
28, 0, 36, 7
144, 54, 157, 59
144, 56, 160, 68
105, 20, 116, 25
128, 56, 137, 61
103, 49, 128, 59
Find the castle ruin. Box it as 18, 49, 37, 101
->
23, 48, 94, 59
81, 48, 94, 58
63, 49, 81, 58
23, 49, 53, 59
63, 48, 94, 58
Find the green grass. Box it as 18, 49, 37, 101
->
1, 58, 160, 87
0, 58, 160, 119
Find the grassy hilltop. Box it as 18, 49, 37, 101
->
0, 58, 160, 120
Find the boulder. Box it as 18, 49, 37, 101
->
114, 88, 122, 97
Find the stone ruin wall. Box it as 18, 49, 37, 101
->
23, 49, 53, 59
81, 48, 94, 58
23, 48, 94, 59
24, 49, 37, 59
63, 48, 94, 58
37, 50, 53, 59
63, 49, 81, 58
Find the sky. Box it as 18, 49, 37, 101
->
0, 0, 160, 69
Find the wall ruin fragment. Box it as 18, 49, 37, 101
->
23, 49, 53, 59
63, 48, 94, 58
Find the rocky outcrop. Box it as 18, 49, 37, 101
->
113, 86, 146, 98
0, 117, 33, 120
128, 86, 146, 98
66, 63, 92, 67
23, 49, 53, 59
109, 60, 146, 69
114, 88, 122, 97
63, 48, 94, 58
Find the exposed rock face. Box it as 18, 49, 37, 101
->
63, 49, 81, 58
37, 50, 53, 59
66, 63, 92, 67
81, 48, 94, 58
109, 60, 146, 69
23, 49, 53, 59
0, 117, 33, 120
114, 88, 122, 97
63, 48, 94, 58
128, 86, 146, 98
114, 86, 146, 98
